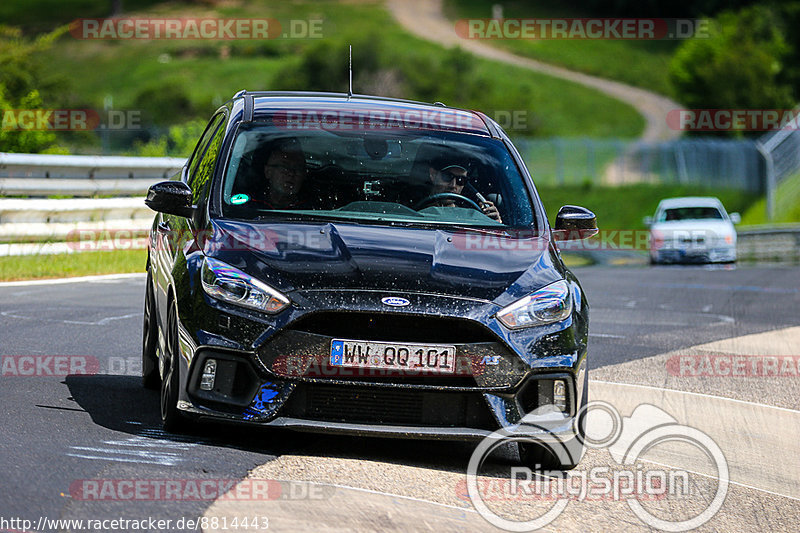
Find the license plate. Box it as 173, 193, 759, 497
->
330, 339, 456, 374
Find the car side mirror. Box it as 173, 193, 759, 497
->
553, 205, 598, 241
729, 212, 741, 224
643, 216, 653, 226
145, 180, 195, 218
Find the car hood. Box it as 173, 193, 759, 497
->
203, 219, 561, 302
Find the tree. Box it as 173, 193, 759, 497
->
669, 5, 793, 114
0, 24, 69, 152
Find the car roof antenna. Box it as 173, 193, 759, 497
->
347, 44, 353, 100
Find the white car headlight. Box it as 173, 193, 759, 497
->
497, 280, 573, 329
201, 257, 290, 313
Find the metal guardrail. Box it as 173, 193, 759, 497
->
0, 153, 185, 179
737, 225, 800, 263
0, 153, 180, 251
0, 178, 160, 197
0, 153, 185, 197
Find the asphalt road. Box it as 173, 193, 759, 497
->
0, 264, 798, 532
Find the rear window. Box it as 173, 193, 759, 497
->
218, 120, 535, 228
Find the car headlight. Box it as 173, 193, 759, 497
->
497, 280, 573, 329
201, 257, 290, 313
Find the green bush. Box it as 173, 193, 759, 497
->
670, 6, 793, 121
133, 80, 198, 127
129, 118, 206, 157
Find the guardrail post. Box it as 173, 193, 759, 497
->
755, 141, 775, 221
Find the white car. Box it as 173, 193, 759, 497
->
644, 197, 740, 264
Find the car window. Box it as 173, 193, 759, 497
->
187, 113, 226, 186
219, 121, 535, 228
659, 207, 724, 222
190, 116, 226, 204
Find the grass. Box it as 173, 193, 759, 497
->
443, 0, 678, 96
0, 0, 163, 33
740, 171, 800, 225
515, 138, 625, 186
0, 249, 146, 281
22, 0, 644, 141
536, 183, 759, 230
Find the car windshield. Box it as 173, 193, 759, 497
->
660, 207, 724, 222
219, 121, 534, 228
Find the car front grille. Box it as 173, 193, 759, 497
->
280, 383, 499, 429
285, 311, 498, 344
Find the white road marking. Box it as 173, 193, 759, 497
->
1, 310, 140, 326
283, 479, 478, 514
67, 446, 182, 466
590, 379, 800, 499
0, 272, 145, 287
64, 312, 141, 326
102, 436, 193, 449
639, 456, 800, 502
591, 379, 800, 414
65, 453, 179, 466
65, 434, 198, 466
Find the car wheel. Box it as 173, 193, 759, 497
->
142, 271, 160, 390
518, 436, 583, 471
161, 300, 188, 432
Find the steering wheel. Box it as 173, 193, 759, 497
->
415, 192, 482, 211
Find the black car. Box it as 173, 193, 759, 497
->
142, 91, 596, 468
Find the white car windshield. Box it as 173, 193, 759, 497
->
660, 207, 724, 222
220, 121, 535, 228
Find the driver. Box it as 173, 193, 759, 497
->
253, 138, 309, 209
428, 162, 502, 223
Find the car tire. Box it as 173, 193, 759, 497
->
142, 271, 160, 390
161, 300, 188, 433
518, 436, 583, 471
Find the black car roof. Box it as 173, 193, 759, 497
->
229, 91, 494, 137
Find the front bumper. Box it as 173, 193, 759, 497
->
652, 245, 736, 263
177, 344, 587, 441
174, 288, 588, 441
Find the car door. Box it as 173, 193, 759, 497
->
153, 112, 227, 321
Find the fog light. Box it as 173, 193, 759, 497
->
200, 359, 217, 391
537, 379, 569, 414
553, 380, 568, 412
